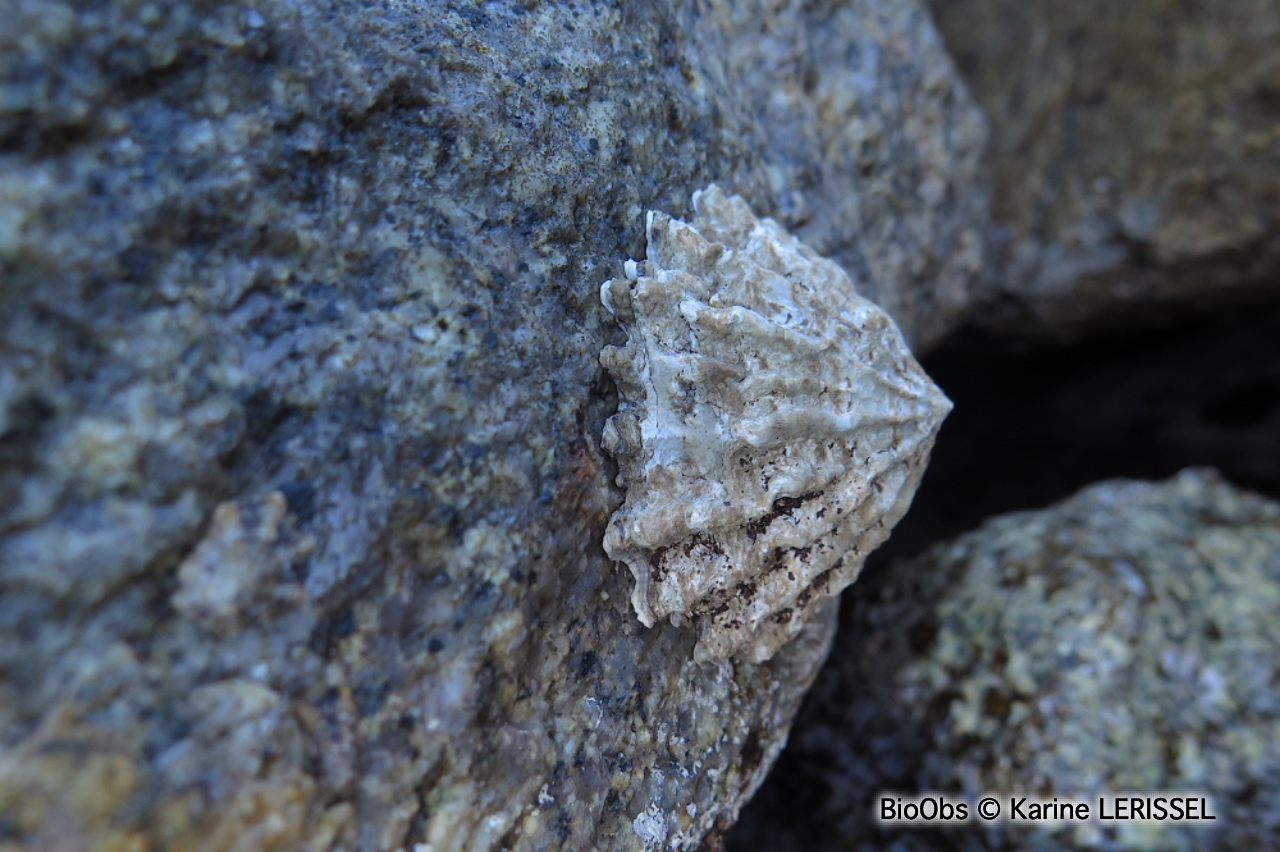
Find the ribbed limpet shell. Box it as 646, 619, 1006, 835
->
600, 185, 952, 662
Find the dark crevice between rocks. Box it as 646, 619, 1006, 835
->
726, 294, 1280, 849
871, 293, 1280, 574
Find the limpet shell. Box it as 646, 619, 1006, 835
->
600, 185, 951, 662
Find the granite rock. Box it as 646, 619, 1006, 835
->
929, 0, 1280, 337
732, 469, 1280, 850
0, 0, 982, 849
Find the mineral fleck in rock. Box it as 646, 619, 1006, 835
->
600, 185, 952, 662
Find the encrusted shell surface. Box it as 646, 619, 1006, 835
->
600, 185, 952, 663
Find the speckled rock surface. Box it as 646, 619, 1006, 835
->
0, 0, 982, 849
730, 469, 1280, 851
928, 0, 1280, 337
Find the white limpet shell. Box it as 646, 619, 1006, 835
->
599, 185, 952, 663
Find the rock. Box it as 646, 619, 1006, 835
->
928, 0, 1280, 337
732, 469, 1280, 850
0, 0, 982, 848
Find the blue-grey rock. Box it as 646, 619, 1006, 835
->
929, 0, 1280, 337
0, 0, 984, 848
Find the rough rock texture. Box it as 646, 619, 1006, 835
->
731, 469, 1280, 851
929, 0, 1280, 337
601, 186, 950, 664
0, 0, 983, 849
